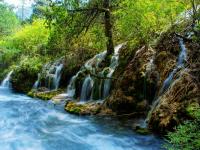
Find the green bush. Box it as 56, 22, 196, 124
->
0, 19, 50, 78
115, 0, 188, 44
11, 56, 44, 92
165, 104, 200, 150
0, 3, 19, 37
1, 19, 50, 55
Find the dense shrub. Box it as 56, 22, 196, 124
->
165, 103, 200, 150
11, 56, 44, 92
4, 19, 50, 55
0, 3, 19, 36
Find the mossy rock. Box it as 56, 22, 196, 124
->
65, 101, 102, 115
65, 101, 87, 115
133, 125, 151, 135
186, 102, 200, 119
27, 89, 64, 100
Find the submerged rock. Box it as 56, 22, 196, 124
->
65, 101, 103, 115
52, 94, 69, 104
133, 126, 151, 135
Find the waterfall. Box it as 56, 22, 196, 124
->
33, 74, 40, 89
146, 38, 187, 122
103, 68, 114, 99
66, 44, 124, 101
160, 38, 187, 94
53, 64, 64, 90
65, 51, 107, 99
80, 75, 93, 101
66, 71, 82, 98
33, 60, 64, 91
0, 71, 13, 88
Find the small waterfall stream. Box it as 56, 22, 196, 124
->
160, 38, 187, 94
33, 61, 64, 91
80, 75, 94, 101
0, 71, 13, 88
146, 38, 187, 122
66, 44, 123, 101
33, 73, 41, 89
53, 64, 64, 90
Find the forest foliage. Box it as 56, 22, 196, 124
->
0, 0, 199, 149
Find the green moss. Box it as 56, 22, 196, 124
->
65, 102, 86, 115
65, 101, 102, 115
135, 127, 151, 135
27, 90, 35, 98
27, 89, 64, 100
186, 103, 200, 119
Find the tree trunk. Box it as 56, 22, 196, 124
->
191, 0, 197, 26
103, 0, 114, 56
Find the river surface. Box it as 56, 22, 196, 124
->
0, 87, 163, 150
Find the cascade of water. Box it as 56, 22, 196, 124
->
103, 68, 114, 99
146, 38, 187, 123
80, 75, 94, 101
0, 71, 13, 88
53, 64, 64, 90
102, 44, 122, 99
66, 44, 124, 101
160, 38, 187, 94
33, 60, 64, 91
65, 51, 106, 99
33, 74, 40, 89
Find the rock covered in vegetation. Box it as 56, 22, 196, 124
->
11, 60, 42, 93
105, 45, 157, 114
148, 33, 200, 133
65, 101, 113, 116
148, 70, 199, 133
28, 89, 64, 100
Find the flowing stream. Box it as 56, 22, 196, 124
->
66, 44, 123, 101
33, 60, 64, 90
0, 71, 13, 88
146, 38, 187, 122
0, 87, 163, 150
160, 37, 187, 94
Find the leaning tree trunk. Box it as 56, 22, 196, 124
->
103, 0, 114, 56
191, 0, 197, 26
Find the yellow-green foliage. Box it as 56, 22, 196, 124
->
10, 56, 45, 92
1, 19, 49, 54
0, 3, 19, 36
0, 19, 50, 77
14, 55, 44, 74
115, 0, 189, 43
72, 24, 106, 51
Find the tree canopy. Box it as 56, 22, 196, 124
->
0, 3, 19, 36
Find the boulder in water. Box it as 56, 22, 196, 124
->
28, 89, 64, 100
65, 101, 102, 115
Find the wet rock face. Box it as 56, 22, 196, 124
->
147, 31, 200, 133
148, 70, 200, 133
105, 46, 157, 114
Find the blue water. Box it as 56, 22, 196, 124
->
0, 87, 163, 150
